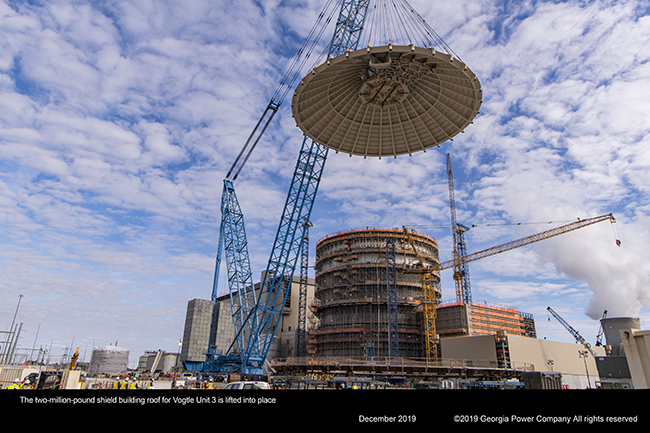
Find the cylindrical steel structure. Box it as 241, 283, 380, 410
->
313, 228, 441, 358
88, 345, 129, 376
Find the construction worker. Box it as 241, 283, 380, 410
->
120, 378, 129, 389
7, 378, 21, 389
112, 378, 121, 389
129, 378, 138, 390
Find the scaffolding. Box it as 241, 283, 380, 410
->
313, 228, 441, 359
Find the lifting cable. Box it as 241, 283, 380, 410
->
362, 0, 459, 58
226, 0, 341, 181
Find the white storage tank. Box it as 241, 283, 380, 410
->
88, 345, 129, 376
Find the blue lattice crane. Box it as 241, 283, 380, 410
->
188, 0, 372, 376
189, 0, 485, 375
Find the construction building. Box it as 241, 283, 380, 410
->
441, 332, 607, 389
180, 299, 216, 365
137, 350, 179, 375
312, 228, 441, 358
436, 301, 537, 338
309, 227, 537, 360
181, 274, 317, 366
596, 316, 639, 389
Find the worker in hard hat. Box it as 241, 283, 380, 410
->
7, 378, 21, 389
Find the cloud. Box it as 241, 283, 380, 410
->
0, 0, 648, 361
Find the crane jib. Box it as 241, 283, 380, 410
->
435, 214, 618, 271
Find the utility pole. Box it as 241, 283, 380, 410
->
2, 294, 23, 363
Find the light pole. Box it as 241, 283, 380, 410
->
578, 350, 592, 389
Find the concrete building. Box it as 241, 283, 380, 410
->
311, 227, 536, 359
441, 332, 607, 389
615, 317, 649, 389
88, 345, 129, 376
593, 316, 638, 389
436, 300, 536, 338
180, 299, 215, 365
137, 350, 179, 375
181, 273, 317, 366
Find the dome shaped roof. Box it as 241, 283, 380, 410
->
292, 45, 482, 158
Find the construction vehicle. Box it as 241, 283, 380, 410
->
68, 348, 79, 370
547, 306, 599, 358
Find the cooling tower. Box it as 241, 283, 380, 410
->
601, 317, 641, 356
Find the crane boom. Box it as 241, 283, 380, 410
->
434, 213, 618, 272
547, 306, 598, 358
192, 0, 372, 376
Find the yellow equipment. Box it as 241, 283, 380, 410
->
402, 227, 440, 361
69, 348, 79, 370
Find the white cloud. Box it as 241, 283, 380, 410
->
0, 0, 648, 362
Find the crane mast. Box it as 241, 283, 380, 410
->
447, 153, 472, 304
595, 310, 608, 348
296, 221, 312, 358
195, 0, 372, 376
547, 306, 598, 358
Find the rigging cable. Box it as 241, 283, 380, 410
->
226, 0, 341, 181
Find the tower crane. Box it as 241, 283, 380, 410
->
547, 306, 599, 358
433, 213, 618, 273
189, 0, 372, 376
403, 212, 618, 359
447, 153, 471, 305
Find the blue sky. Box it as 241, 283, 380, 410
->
1, 0, 649, 367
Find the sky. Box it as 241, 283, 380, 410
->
0, 0, 649, 367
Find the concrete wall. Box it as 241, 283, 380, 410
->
621, 328, 650, 389
506, 334, 605, 375
602, 317, 641, 356
440, 334, 606, 388
180, 299, 213, 363
440, 335, 497, 361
